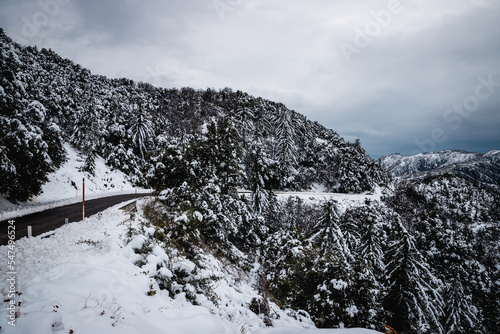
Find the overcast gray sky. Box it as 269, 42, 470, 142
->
1, 0, 499, 157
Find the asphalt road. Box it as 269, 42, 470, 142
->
0, 193, 150, 246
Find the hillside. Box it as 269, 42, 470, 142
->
0, 197, 384, 334
0, 28, 387, 203
0, 142, 140, 219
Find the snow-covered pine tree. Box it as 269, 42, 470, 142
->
309, 201, 346, 256
336, 139, 387, 193
147, 142, 188, 192
355, 204, 386, 281
384, 218, 444, 334
231, 102, 255, 148
481, 217, 500, 333
417, 218, 481, 334
443, 265, 477, 334
483, 265, 500, 334
129, 100, 154, 160
0, 100, 65, 201
82, 147, 97, 176
270, 240, 321, 318
343, 203, 387, 330
247, 139, 279, 215
349, 258, 385, 331
71, 104, 100, 175
307, 201, 355, 328
202, 116, 242, 194
273, 104, 298, 188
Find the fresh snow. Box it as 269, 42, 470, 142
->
254, 329, 380, 334
379, 149, 479, 177
0, 142, 385, 333
274, 188, 384, 214
380, 149, 500, 188
0, 143, 148, 221
0, 198, 382, 334
37, 143, 139, 202
237, 188, 384, 215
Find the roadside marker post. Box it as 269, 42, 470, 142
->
27, 226, 32, 238
82, 177, 85, 222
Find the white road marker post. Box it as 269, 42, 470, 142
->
27, 226, 32, 238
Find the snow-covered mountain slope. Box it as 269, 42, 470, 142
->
36, 142, 138, 202
380, 149, 500, 186
0, 198, 382, 334
0, 143, 142, 219
0, 29, 388, 203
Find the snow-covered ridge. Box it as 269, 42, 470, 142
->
379, 149, 500, 186
484, 150, 500, 159
380, 149, 479, 177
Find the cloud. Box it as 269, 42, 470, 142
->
0, 0, 498, 157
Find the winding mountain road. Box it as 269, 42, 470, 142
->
0, 194, 150, 246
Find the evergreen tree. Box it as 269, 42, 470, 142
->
129, 101, 154, 160
307, 201, 356, 328
350, 258, 385, 331
310, 201, 347, 257
82, 147, 97, 176
273, 105, 298, 188
443, 266, 477, 334
269, 239, 322, 318
483, 266, 500, 333
231, 102, 255, 147
346, 204, 387, 330
384, 219, 444, 334
0, 101, 65, 201
356, 204, 386, 281
147, 142, 188, 191
71, 104, 100, 175
247, 140, 279, 215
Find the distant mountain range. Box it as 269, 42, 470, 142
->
380, 149, 500, 187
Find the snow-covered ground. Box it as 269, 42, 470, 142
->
275, 190, 383, 214
253, 329, 383, 334
0, 198, 382, 334
239, 187, 386, 214
0, 143, 148, 221
0, 143, 385, 333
